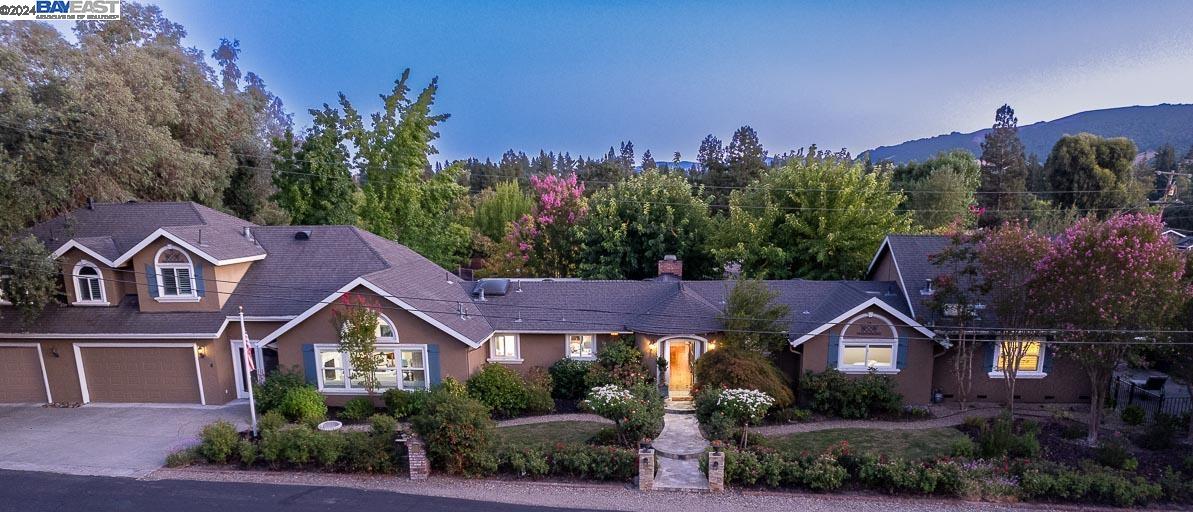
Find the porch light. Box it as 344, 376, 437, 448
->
707, 340, 717, 350
196, 344, 207, 358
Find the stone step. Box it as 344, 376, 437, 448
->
653, 456, 709, 491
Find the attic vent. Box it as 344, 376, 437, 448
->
294, 230, 311, 240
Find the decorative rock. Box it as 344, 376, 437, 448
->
707, 451, 725, 492
638, 448, 655, 491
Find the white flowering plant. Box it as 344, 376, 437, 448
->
716, 388, 774, 449
581, 384, 663, 446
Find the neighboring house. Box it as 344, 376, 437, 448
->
0, 202, 1090, 407
1162, 229, 1193, 251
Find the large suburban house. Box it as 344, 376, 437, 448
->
0, 202, 1090, 407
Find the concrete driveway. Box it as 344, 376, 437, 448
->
0, 403, 249, 477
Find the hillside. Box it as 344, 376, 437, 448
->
867, 104, 1193, 164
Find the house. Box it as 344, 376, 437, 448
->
0, 202, 1089, 407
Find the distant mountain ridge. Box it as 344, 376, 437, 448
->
867, 104, 1193, 164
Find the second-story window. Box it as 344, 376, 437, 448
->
73, 261, 105, 304
156, 246, 196, 298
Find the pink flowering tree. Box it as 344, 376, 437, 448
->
976, 221, 1051, 417
1031, 213, 1188, 445
490, 173, 587, 277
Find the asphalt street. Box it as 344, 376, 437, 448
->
0, 469, 611, 512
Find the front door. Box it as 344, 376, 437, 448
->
668, 341, 693, 395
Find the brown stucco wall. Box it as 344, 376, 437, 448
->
797, 305, 936, 405
271, 286, 482, 397
484, 332, 619, 373
931, 344, 1091, 404
212, 261, 253, 308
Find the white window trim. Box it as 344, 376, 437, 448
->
988, 341, 1048, 379
837, 312, 900, 374
313, 343, 429, 393
71, 260, 109, 306
154, 245, 199, 302
564, 333, 598, 361
488, 333, 523, 363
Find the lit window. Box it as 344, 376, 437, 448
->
840, 343, 895, 369
490, 334, 520, 361
155, 247, 195, 298
73, 262, 105, 304
315, 344, 427, 391
996, 341, 1043, 373
567, 334, 596, 360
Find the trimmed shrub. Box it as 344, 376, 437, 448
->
260, 425, 317, 466
339, 397, 376, 422
548, 358, 591, 400
311, 432, 346, 468
584, 336, 650, 389
165, 448, 198, 468
340, 431, 401, 473
1018, 461, 1162, 507
693, 348, 794, 408
977, 414, 1040, 459
801, 369, 901, 419
524, 367, 556, 415
237, 439, 258, 466
1136, 413, 1181, 450
1120, 404, 1145, 426
198, 420, 239, 464
277, 386, 327, 426
383, 388, 431, 419
769, 407, 812, 423
254, 369, 308, 414
410, 387, 497, 476
370, 413, 398, 435
493, 443, 636, 481
467, 363, 531, 418
1095, 436, 1134, 470
259, 410, 286, 433
949, 436, 976, 458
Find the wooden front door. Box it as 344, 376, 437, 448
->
668, 342, 692, 391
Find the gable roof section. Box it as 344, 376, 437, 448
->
789, 296, 936, 346
35, 202, 264, 266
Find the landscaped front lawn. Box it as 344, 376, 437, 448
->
496, 421, 608, 447
762, 427, 967, 461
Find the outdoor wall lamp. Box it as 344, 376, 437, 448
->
50, 346, 59, 358
196, 344, 207, 358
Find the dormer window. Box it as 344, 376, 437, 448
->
72, 261, 107, 305
155, 246, 197, 301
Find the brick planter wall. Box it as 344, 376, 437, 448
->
707, 451, 725, 492
638, 448, 655, 491
407, 437, 429, 480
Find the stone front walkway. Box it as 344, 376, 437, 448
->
651, 411, 709, 491
753, 404, 1083, 436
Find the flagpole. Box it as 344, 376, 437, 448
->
239, 306, 258, 437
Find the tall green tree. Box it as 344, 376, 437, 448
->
893, 150, 981, 231
978, 105, 1030, 226
641, 150, 657, 171
488, 174, 587, 277
1043, 133, 1144, 216
719, 278, 790, 354
0, 236, 59, 324
713, 154, 913, 279
271, 106, 357, 225
343, 70, 470, 268
472, 181, 532, 242
579, 171, 716, 279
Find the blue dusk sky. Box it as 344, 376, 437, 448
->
140, 0, 1193, 162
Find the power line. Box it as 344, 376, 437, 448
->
2, 260, 1192, 344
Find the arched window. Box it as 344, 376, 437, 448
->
838, 313, 898, 371
155, 246, 196, 298
376, 314, 397, 341
73, 260, 106, 304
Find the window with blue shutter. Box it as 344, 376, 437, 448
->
983, 341, 997, 372
145, 264, 158, 297
1041, 343, 1054, 374
193, 265, 206, 297
427, 344, 441, 386
301, 344, 317, 385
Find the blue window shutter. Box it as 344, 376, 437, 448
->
427, 344, 441, 386
193, 265, 206, 297
1041, 343, 1054, 374
896, 335, 909, 370
145, 265, 158, 297
983, 341, 997, 372
827, 334, 840, 369
301, 344, 317, 385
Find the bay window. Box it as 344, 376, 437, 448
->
316, 344, 428, 391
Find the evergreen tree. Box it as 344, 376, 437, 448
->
641, 150, 657, 171
978, 105, 1030, 226
696, 134, 726, 205
892, 150, 981, 230
1043, 133, 1143, 216
725, 125, 767, 183
619, 141, 635, 171
1152, 143, 1179, 201
271, 106, 357, 226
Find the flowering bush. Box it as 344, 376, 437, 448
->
717, 388, 774, 449
581, 384, 663, 446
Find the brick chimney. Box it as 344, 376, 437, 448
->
658, 255, 683, 279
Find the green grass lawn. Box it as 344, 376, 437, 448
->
762, 427, 966, 461
496, 421, 608, 447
